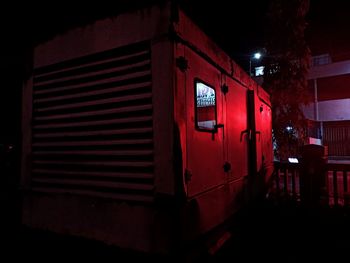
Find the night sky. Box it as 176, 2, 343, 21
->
1, 0, 269, 70
1, 0, 349, 71
185, 0, 350, 65
181, 0, 269, 67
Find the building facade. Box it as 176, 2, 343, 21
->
304, 54, 350, 158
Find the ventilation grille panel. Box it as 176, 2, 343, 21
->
31, 42, 154, 203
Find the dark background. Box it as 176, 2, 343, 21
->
1, 0, 350, 74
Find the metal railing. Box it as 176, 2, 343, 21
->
271, 161, 350, 207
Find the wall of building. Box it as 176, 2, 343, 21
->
303, 99, 350, 122
306, 58, 350, 121
306, 56, 350, 157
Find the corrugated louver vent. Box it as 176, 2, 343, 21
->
31, 41, 154, 203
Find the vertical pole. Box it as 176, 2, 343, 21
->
343, 171, 349, 206
284, 167, 289, 195
276, 168, 281, 196
292, 169, 297, 199
333, 170, 338, 206
314, 79, 319, 121
343, 171, 348, 193
249, 59, 252, 76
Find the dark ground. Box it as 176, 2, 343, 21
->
216, 200, 350, 263
1, 196, 350, 262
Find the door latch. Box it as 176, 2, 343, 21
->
240, 129, 252, 142
223, 162, 231, 173
214, 124, 224, 129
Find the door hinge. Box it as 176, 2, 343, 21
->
221, 84, 229, 95
184, 169, 193, 183
176, 56, 189, 72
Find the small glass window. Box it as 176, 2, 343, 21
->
195, 80, 217, 132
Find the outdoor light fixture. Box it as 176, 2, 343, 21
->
288, 157, 299, 163
253, 52, 261, 60
249, 52, 262, 76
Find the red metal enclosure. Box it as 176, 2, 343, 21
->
21, 2, 273, 254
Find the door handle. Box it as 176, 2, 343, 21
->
240, 129, 261, 142
214, 124, 224, 129
255, 131, 261, 142
213, 124, 225, 139
240, 129, 252, 142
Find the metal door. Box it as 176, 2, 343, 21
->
184, 51, 225, 198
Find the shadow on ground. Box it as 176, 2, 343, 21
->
215, 199, 350, 263
2, 198, 350, 262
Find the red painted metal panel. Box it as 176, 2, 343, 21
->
225, 80, 249, 181
255, 88, 274, 183
183, 47, 225, 198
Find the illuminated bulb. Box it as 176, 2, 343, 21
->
253, 52, 261, 59
288, 158, 299, 163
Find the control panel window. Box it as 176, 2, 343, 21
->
195, 80, 217, 132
